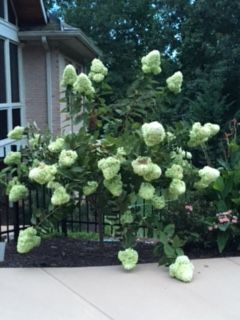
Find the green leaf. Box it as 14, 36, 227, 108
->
163, 243, 175, 258
159, 231, 168, 244
164, 224, 175, 237
213, 177, 224, 192
217, 232, 230, 253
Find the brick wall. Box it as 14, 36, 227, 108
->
22, 45, 48, 131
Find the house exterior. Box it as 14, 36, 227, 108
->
0, 0, 100, 156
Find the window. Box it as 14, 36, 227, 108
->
0, 1, 23, 141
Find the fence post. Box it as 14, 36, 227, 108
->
98, 208, 104, 248
14, 202, 20, 241
61, 219, 68, 236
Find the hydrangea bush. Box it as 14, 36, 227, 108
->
0, 50, 221, 272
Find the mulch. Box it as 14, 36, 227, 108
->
1, 237, 239, 268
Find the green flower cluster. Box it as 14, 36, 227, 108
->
166, 71, 183, 94
189, 122, 220, 147
83, 181, 98, 196
169, 255, 194, 283
17, 227, 41, 254
59, 150, 78, 167
89, 58, 108, 83
73, 73, 95, 97
4, 151, 21, 165
166, 164, 183, 180
7, 126, 24, 140
120, 210, 134, 225
48, 138, 65, 153
103, 174, 123, 197
141, 50, 161, 75
169, 179, 186, 199
138, 182, 155, 200
142, 121, 166, 147
118, 248, 139, 270
151, 195, 166, 209
195, 166, 220, 189
51, 186, 70, 206
132, 156, 161, 181
29, 162, 57, 185
98, 156, 121, 180
9, 184, 29, 202
47, 180, 62, 190
29, 134, 40, 148
62, 64, 77, 87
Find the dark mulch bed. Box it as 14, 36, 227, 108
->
1, 237, 240, 268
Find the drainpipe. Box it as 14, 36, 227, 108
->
42, 36, 53, 133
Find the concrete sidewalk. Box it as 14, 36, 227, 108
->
0, 257, 239, 320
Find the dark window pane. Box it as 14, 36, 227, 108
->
12, 108, 21, 128
0, 110, 8, 139
8, 0, 16, 25
10, 43, 19, 102
0, 39, 6, 103
0, 1, 4, 18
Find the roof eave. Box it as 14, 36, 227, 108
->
18, 30, 102, 57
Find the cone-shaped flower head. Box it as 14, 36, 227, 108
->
51, 186, 70, 206
59, 150, 78, 167
29, 162, 57, 185
151, 195, 166, 209
166, 164, 183, 180
89, 58, 108, 83
142, 122, 166, 147
48, 138, 65, 153
62, 64, 77, 86
166, 71, 183, 94
141, 50, 161, 75
169, 255, 194, 282
118, 248, 139, 270
189, 122, 220, 147
138, 182, 155, 200
9, 184, 29, 202
73, 73, 95, 97
120, 210, 134, 225
83, 181, 98, 196
7, 126, 24, 140
4, 151, 21, 165
169, 179, 186, 198
17, 227, 41, 254
195, 166, 220, 189
103, 174, 123, 197
98, 156, 121, 180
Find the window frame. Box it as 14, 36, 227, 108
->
0, 0, 24, 143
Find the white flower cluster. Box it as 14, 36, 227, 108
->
120, 210, 134, 225
51, 186, 70, 206
169, 179, 186, 199
138, 182, 155, 200
169, 255, 194, 283
7, 126, 24, 140
9, 184, 29, 202
132, 156, 161, 181
4, 151, 21, 166
166, 71, 183, 94
83, 181, 98, 196
141, 50, 161, 75
189, 122, 220, 147
118, 248, 139, 270
17, 227, 41, 254
98, 156, 121, 180
29, 162, 57, 185
62, 64, 77, 87
48, 138, 65, 153
59, 150, 78, 167
29, 134, 40, 148
151, 195, 166, 209
166, 164, 183, 180
142, 122, 166, 147
103, 174, 123, 197
89, 58, 108, 83
73, 73, 95, 97
195, 166, 220, 189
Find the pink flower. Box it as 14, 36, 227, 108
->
185, 205, 193, 212
208, 226, 213, 231
232, 219, 238, 224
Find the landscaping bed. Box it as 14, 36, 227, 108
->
1, 237, 240, 268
